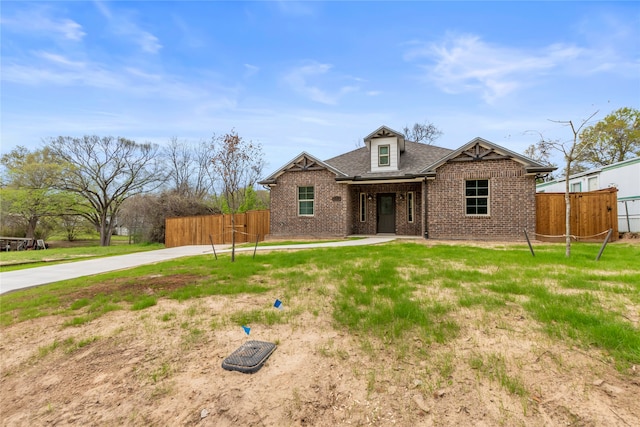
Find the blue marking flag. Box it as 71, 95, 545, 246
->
242, 325, 251, 335
274, 299, 283, 309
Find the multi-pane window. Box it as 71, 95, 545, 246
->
298, 186, 314, 216
465, 180, 489, 215
571, 182, 582, 192
378, 145, 390, 166
407, 191, 415, 223
359, 193, 366, 222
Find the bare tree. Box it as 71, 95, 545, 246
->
119, 192, 216, 244
210, 130, 265, 261
523, 143, 558, 182
48, 136, 165, 246
165, 137, 216, 199
530, 111, 598, 257
402, 120, 443, 144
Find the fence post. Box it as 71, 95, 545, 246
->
253, 233, 260, 259
524, 229, 535, 257
595, 228, 613, 261
209, 234, 217, 260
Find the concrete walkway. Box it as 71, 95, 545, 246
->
0, 237, 394, 295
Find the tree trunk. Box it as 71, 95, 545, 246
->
99, 218, 113, 246
565, 166, 571, 257
231, 213, 236, 262
26, 216, 39, 239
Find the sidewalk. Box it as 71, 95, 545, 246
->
0, 237, 394, 295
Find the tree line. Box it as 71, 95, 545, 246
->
0, 130, 267, 246
1, 108, 636, 249
1, 118, 440, 247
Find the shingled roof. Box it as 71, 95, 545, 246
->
259, 129, 555, 186
325, 141, 453, 180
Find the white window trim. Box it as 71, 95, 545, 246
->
359, 192, 366, 222
298, 186, 314, 216
465, 179, 490, 217
378, 145, 390, 167
407, 191, 415, 223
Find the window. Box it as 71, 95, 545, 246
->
588, 177, 598, 191
298, 186, 314, 216
465, 180, 489, 215
378, 145, 390, 166
359, 193, 366, 222
407, 191, 415, 223
571, 182, 582, 192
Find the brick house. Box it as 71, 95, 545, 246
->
259, 126, 554, 240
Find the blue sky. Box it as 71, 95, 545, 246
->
1, 1, 639, 173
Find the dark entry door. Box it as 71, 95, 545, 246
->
377, 194, 395, 233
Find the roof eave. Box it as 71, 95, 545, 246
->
335, 174, 425, 183
258, 179, 277, 186
525, 166, 557, 175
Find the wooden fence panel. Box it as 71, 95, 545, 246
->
223, 213, 249, 244
535, 188, 618, 242
247, 209, 270, 242
165, 210, 269, 248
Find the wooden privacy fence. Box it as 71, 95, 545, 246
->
165, 210, 270, 248
535, 188, 618, 242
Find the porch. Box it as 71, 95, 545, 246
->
348, 182, 424, 237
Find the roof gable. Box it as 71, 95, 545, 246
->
363, 125, 406, 153
258, 151, 347, 185
420, 137, 555, 175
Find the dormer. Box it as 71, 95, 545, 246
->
363, 126, 406, 172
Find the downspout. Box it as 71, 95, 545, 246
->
423, 179, 429, 239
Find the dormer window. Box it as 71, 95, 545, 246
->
378, 145, 390, 167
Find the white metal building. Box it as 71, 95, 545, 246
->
536, 157, 640, 233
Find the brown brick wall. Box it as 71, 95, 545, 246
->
269, 169, 349, 237
268, 159, 536, 240
426, 159, 536, 240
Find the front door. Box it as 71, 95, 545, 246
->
377, 194, 395, 233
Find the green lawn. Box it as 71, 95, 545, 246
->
1, 240, 638, 371
0, 241, 164, 272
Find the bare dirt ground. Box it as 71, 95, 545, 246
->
1, 239, 639, 426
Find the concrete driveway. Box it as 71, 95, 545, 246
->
0, 237, 394, 295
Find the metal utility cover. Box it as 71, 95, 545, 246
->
222, 340, 277, 373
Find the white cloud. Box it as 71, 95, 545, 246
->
124, 67, 162, 81
1, 6, 86, 41
93, 1, 162, 54
244, 64, 260, 77
93, 1, 112, 20
2, 51, 232, 103
283, 62, 359, 105
2, 58, 120, 88
405, 34, 584, 104
37, 52, 86, 68
58, 19, 86, 41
